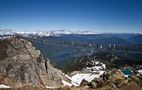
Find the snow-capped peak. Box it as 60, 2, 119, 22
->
0, 29, 97, 37
0, 29, 15, 35
50, 30, 73, 35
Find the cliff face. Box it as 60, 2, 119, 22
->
0, 37, 68, 88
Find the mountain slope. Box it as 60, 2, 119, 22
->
0, 37, 69, 88
128, 35, 142, 44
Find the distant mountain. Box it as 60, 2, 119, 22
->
92, 37, 130, 46
60, 51, 142, 73
0, 29, 141, 39
22, 33, 142, 68
0, 30, 97, 37
128, 35, 142, 44
0, 29, 15, 35
0, 34, 142, 89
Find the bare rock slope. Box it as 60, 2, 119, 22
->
0, 37, 68, 88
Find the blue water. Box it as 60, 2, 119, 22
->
122, 68, 133, 76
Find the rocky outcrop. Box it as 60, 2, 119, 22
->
0, 37, 69, 88
88, 69, 142, 90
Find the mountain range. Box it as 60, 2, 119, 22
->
0, 33, 142, 90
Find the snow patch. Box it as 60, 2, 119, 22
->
62, 80, 72, 87
69, 61, 106, 86
0, 84, 11, 88
45, 86, 56, 89
71, 71, 105, 86
138, 70, 142, 74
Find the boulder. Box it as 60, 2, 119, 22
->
80, 79, 89, 86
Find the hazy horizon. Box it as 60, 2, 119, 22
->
0, 0, 142, 33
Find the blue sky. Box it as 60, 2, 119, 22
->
0, 0, 142, 33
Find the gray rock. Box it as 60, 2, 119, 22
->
0, 37, 70, 88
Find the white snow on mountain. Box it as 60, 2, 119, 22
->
66, 61, 106, 86
0, 84, 11, 88
85, 61, 106, 72
0, 29, 15, 35
71, 71, 105, 86
16, 31, 54, 37
0, 29, 141, 37
0, 29, 97, 37
74, 31, 96, 35
50, 30, 73, 35
62, 80, 73, 87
